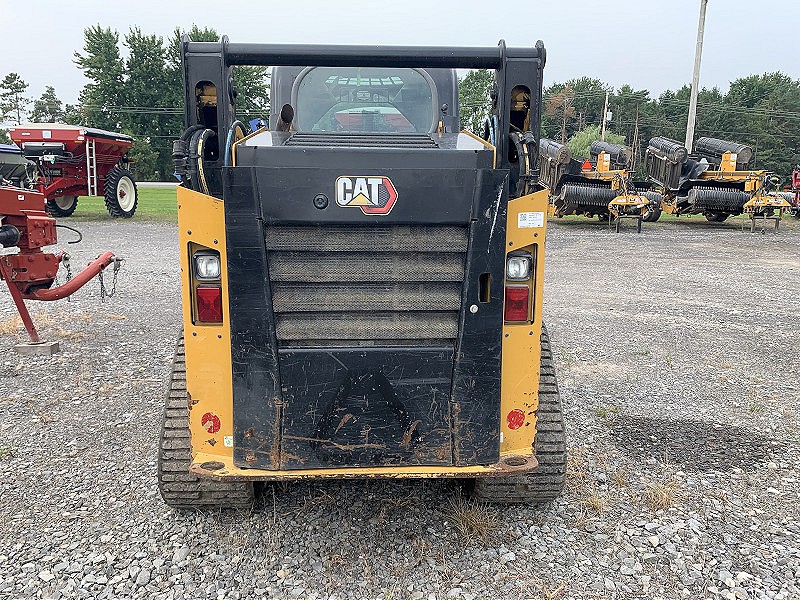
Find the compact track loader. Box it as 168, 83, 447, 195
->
163, 37, 565, 508
645, 136, 791, 230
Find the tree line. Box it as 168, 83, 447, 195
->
459, 71, 800, 179
0, 25, 269, 181
2, 31, 798, 181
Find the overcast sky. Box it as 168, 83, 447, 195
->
0, 0, 796, 107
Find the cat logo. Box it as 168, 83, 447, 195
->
335, 176, 397, 215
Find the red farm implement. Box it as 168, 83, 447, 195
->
0, 184, 121, 351
8, 123, 138, 218
789, 167, 800, 218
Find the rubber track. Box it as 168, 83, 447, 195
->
157, 337, 254, 509
471, 325, 567, 504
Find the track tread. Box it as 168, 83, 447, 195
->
471, 324, 567, 505
158, 336, 254, 509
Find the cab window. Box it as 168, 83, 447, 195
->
295, 67, 434, 133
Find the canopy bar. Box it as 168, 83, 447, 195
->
185, 40, 544, 69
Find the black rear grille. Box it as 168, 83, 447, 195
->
266, 225, 468, 347
284, 133, 438, 148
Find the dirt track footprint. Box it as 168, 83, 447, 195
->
609, 415, 780, 472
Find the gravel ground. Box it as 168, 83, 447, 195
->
0, 216, 798, 600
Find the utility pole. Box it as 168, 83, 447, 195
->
632, 106, 640, 171
685, 0, 709, 153
601, 91, 609, 141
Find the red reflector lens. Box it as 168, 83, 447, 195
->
196, 285, 223, 323
504, 285, 529, 321
507, 409, 525, 430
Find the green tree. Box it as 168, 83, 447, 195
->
62, 103, 85, 125
0, 130, 10, 144
123, 27, 174, 178
722, 72, 800, 176
458, 69, 493, 134
74, 25, 125, 131
0, 73, 30, 124
566, 124, 626, 160
542, 78, 610, 142
29, 86, 65, 122
127, 134, 159, 180
544, 85, 575, 142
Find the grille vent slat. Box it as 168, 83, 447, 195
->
275, 312, 459, 341
266, 225, 467, 347
269, 252, 464, 283
272, 283, 462, 313
266, 225, 468, 253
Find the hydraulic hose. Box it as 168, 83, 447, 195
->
224, 120, 247, 167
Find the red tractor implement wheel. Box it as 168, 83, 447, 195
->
46, 196, 78, 217
104, 166, 138, 218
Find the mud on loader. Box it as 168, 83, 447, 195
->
162, 37, 566, 509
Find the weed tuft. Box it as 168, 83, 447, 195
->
0, 315, 22, 335
644, 479, 679, 511
442, 495, 499, 544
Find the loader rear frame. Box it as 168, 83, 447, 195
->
161, 37, 566, 508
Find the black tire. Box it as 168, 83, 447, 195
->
45, 196, 78, 217
705, 212, 729, 223
103, 166, 138, 218
158, 336, 255, 509
642, 192, 663, 222
470, 325, 567, 504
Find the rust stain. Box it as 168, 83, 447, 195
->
268, 401, 282, 469
244, 427, 254, 439
282, 452, 306, 464
283, 435, 386, 452
334, 413, 354, 433
245, 451, 257, 464
400, 419, 422, 447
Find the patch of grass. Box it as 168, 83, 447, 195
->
566, 448, 588, 486
580, 484, 607, 514
0, 446, 13, 460
442, 495, 499, 544
594, 404, 620, 419
632, 348, 651, 357
612, 467, 629, 488
644, 479, 679, 511
0, 315, 22, 335
70, 186, 177, 222
665, 355, 674, 368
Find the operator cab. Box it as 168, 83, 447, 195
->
270, 66, 460, 135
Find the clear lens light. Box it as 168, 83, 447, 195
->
195, 254, 221, 279
506, 256, 531, 280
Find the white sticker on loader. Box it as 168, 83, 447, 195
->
224, 436, 233, 447
518, 211, 544, 228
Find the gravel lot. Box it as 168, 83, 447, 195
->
0, 216, 798, 600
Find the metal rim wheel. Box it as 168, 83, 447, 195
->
103, 166, 138, 218
116, 177, 136, 212
45, 195, 78, 217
